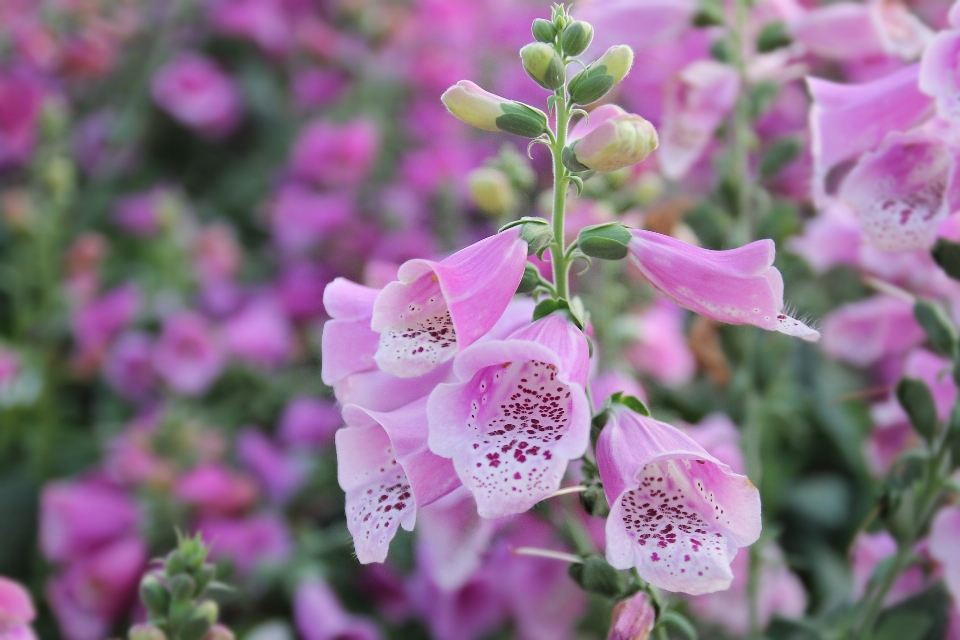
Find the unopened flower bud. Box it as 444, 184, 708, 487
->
139, 574, 171, 618
568, 45, 635, 105
441, 81, 548, 137
579, 483, 610, 517
169, 574, 196, 601
517, 218, 554, 255
469, 167, 515, 216
570, 112, 657, 172
129, 624, 168, 640
532, 18, 557, 43
607, 592, 655, 640
520, 43, 565, 90
561, 21, 594, 57
195, 600, 219, 625
578, 223, 633, 260
516, 262, 543, 293
202, 625, 235, 640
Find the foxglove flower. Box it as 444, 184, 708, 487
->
151, 53, 241, 139
822, 295, 925, 367
597, 406, 761, 595
337, 397, 460, 563
565, 105, 658, 172
0, 576, 37, 640
920, 9, 960, 125
658, 60, 739, 180
427, 313, 591, 518
839, 129, 960, 252
807, 65, 932, 202
320, 278, 382, 387
294, 578, 381, 640
371, 229, 528, 378
607, 591, 655, 640
628, 230, 819, 341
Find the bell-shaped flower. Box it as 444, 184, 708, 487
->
658, 60, 739, 180
821, 295, 925, 367
597, 406, 761, 595
566, 105, 658, 173
337, 397, 460, 563
427, 313, 591, 518
920, 14, 960, 126
607, 591, 655, 640
807, 65, 932, 203
371, 229, 528, 378
627, 230, 819, 341
839, 129, 960, 252
0, 576, 36, 640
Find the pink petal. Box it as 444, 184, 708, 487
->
371, 230, 528, 378
597, 408, 761, 595
427, 325, 591, 518
840, 129, 960, 252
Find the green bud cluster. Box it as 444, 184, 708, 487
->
134, 533, 233, 640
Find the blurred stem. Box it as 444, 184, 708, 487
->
728, 0, 755, 248
550, 90, 571, 301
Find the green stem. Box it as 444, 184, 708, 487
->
550, 91, 571, 300
728, 0, 755, 248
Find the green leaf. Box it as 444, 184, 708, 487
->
913, 300, 958, 356
659, 610, 699, 640
757, 21, 792, 52
760, 137, 802, 180
567, 556, 626, 597
896, 378, 938, 444
932, 238, 960, 281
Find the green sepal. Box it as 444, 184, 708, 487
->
568, 69, 615, 106
568, 556, 627, 598
140, 574, 171, 620
756, 21, 792, 52
562, 145, 589, 173
560, 20, 594, 57
895, 377, 938, 444
496, 103, 549, 138
932, 238, 960, 282
577, 223, 633, 261
609, 391, 650, 416
516, 262, 543, 294
760, 137, 802, 180
532, 18, 557, 43
579, 483, 610, 518
913, 300, 958, 356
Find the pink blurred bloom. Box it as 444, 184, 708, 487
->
427, 313, 591, 518
920, 18, 960, 125
791, 1, 932, 61
153, 312, 224, 396
277, 396, 341, 448
0, 576, 37, 640
222, 298, 293, 368
46, 537, 147, 640
278, 262, 331, 320
208, 0, 293, 56
151, 53, 242, 138
786, 203, 862, 273
625, 299, 696, 386
72, 285, 140, 356
175, 464, 258, 516
822, 296, 925, 367
193, 223, 241, 284
591, 370, 648, 406
409, 561, 505, 640
112, 188, 169, 237
237, 428, 308, 503
0, 69, 44, 168
931, 506, 960, 602
0, 350, 20, 386
103, 331, 157, 401
270, 186, 352, 254
687, 542, 806, 635
658, 60, 739, 180
415, 489, 498, 591
628, 231, 819, 341
597, 406, 761, 595
40, 480, 140, 564
683, 413, 746, 475
337, 397, 460, 563
289, 119, 380, 188
198, 513, 292, 575
851, 531, 927, 605
294, 578, 381, 640
866, 397, 917, 475
807, 65, 933, 203
371, 229, 528, 377
292, 69, 349, 109
608, 591, 655, 640
839, 129, 960, 252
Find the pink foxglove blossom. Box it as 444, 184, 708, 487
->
822, 295, 925, 367
152, 312, 224, 396
607, 591, 655, 640
427, 313, 591, 518
839, 129, 960, 252
337, 397, 460, 563
40, 480, 140, 563
597, 406, 761, 594
658, 60, 739, 180
0, 576, 36, 640
628, 230, 819, 341
294, 578, 381, 640
920, 8, 960, 125
151, 53, 241, 139
371, 229, 528, 378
